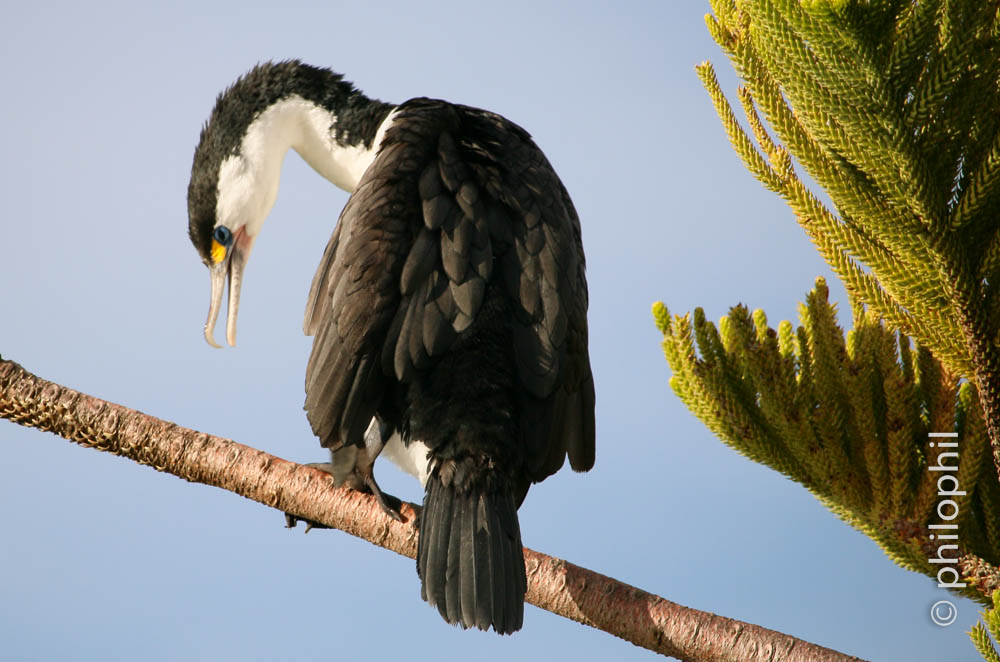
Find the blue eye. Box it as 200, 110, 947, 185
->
213, 226, 233, 245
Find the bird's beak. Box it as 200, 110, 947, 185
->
203, 227, 255, 348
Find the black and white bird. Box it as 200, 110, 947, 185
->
186, 61, 595, 634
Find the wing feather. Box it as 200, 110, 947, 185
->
301, 98, 594, 478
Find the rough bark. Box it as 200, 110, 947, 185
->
0, 357, 866, 662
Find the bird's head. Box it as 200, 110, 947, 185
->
187, 61, 388, 348
187, 64, 292, 348
187, 139, 266, 348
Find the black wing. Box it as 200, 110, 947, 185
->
302, 98, 594, 482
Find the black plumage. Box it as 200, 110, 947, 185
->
188, 62, 594, 635
303, 98, 594, 632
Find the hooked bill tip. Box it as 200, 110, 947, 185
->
204, 325, 223, 349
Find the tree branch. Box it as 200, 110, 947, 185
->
0, 357, 866, 662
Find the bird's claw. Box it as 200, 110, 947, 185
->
365, 475, 405, 523
284, 512, 331, 532
284, 454, 405, 528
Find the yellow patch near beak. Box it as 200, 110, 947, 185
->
211, 239, 227, 264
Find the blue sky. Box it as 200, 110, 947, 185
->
0, 2, 983, 660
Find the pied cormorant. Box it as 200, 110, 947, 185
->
187, 60, 595, 635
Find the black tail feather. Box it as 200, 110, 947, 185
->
421, 480, 452, 621
418, 472, 526, 634
445, 502, 462, 624
458, 493, 478, 628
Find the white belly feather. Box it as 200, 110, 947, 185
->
365, 418, 431, 487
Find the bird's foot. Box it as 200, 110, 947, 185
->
283, 462, 338, 532
363, 472, 405, 523
284, 512, 331, 533
284, 460, 404, 529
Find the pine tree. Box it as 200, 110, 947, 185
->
971, 590, 1000, 662
657, 1, 1000, 656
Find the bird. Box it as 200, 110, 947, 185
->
186, 60, 595, 635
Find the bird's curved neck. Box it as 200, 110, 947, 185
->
244, 96, 395, 193
216, 96, 395, 237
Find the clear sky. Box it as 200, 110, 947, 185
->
0, 2, 983, 661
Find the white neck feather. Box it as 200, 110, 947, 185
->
215, 96, 397, 236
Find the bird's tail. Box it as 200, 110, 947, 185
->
417, 461, 527, 634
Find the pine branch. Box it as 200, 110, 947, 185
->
700, 0, 1000, 485
0, 357, 867, 662
654, 280, 1000, 606
970, 590, 1000, 662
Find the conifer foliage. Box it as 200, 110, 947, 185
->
658, 1, 1000, 653
655, 284, 997, 605
972, 590, 1000, 662
693, 0, 1000, 477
